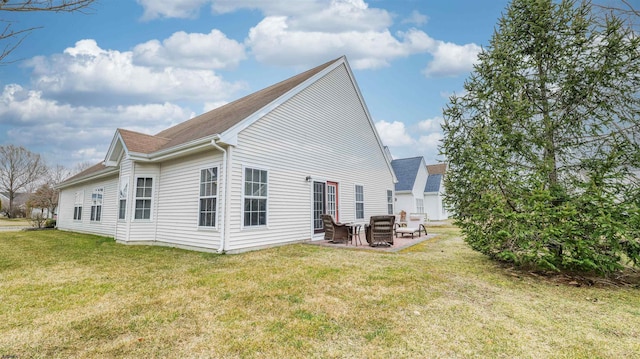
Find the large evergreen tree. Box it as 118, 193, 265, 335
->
441, 0, 640, 274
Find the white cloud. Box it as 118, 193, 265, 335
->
417, 116, 444, 132
135, 0, 479, 76
1, 84, 194, 166
286, 0, 392, 33
402, 10, 428, 26
26, 39, 246, 106
422, 41, 482, 77
375, 120, 414, 146
137, 0, 209, 20
247, 18, 431, 69
211, 0, 320, 15
133, 29, 246, 70
417, 132, 443, 150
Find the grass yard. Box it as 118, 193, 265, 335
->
0, 217, 29, 227
1, 225, 639, 358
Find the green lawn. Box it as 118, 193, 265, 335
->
0, 217, 29, 227
1, 225, 639, 358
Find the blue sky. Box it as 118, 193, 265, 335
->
0, 0, 511, 169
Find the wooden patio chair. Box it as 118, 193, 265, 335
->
321, 214, 349, 243
365, 215, 395, 247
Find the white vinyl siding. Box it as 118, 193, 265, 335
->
243, 167, 268, 227
199, 167, 218, 228
56, 175, 118, 237
225, 63, 395, 251
115, 160, 132, 242
154, 152, 223, 249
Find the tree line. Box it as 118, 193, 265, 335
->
0, 144, 91, 219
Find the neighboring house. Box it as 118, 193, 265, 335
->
57, 56, 397, 253
424, 163, 449, 221
390, 157, 449, 221
0, 192, 39, 217
0, 192, 7, 216
390, 157, 428, 216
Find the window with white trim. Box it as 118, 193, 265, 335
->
118, 177, 128, 220
73, 191, 83, 221
416, 198, 424, 214
355, 185, 364, 220
199, 167, 218, 227
243, 168, 267, 227
90, 187, 103, 222
134, 177, 153, 220
387, 190, 394, 215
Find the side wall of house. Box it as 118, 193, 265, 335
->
395, 192, 416, 217
153, 150, 224, 249
57, 174, 119, 237
125, 162, 160, 242
115, 159, 132, 242
225, 63, 395, 251
424, 193, 441, 221
412, 163, 428, 208
424, 179, 449, 221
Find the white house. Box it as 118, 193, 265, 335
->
424, 163, 449, 221
56, 56, 397, 253
390, 157, 449, 221
390, 157, 428, 215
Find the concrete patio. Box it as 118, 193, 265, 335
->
306, 226, 440, 252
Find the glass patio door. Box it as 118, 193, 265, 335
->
327, 181, 338, 221
313, 181, 339, 233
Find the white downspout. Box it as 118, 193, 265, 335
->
211, 137, 229, 254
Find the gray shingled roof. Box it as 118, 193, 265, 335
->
390, 157, 423, 191
424, 174, 442, 192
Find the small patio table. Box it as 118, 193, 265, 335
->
344, 223, 363, 246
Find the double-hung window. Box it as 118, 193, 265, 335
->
135, 177, 153, 220
199, 167, 218, 227
73, 191, 83, 221
355, 185, 364, 220
90, 188, 103, 221
118, 177, 128, 220
416, 198, 424, 214
387, 190, 394, 215
244, 167, 267, 227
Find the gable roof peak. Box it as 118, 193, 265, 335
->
391, 156, 425, 191
152, 56, 345, 151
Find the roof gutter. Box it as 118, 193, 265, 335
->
210, 135, 231, 254
56, 167, 120, 189
128, 136, 218, 163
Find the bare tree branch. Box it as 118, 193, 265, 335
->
0, 0, 94, 13
0, 0, 95, 63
